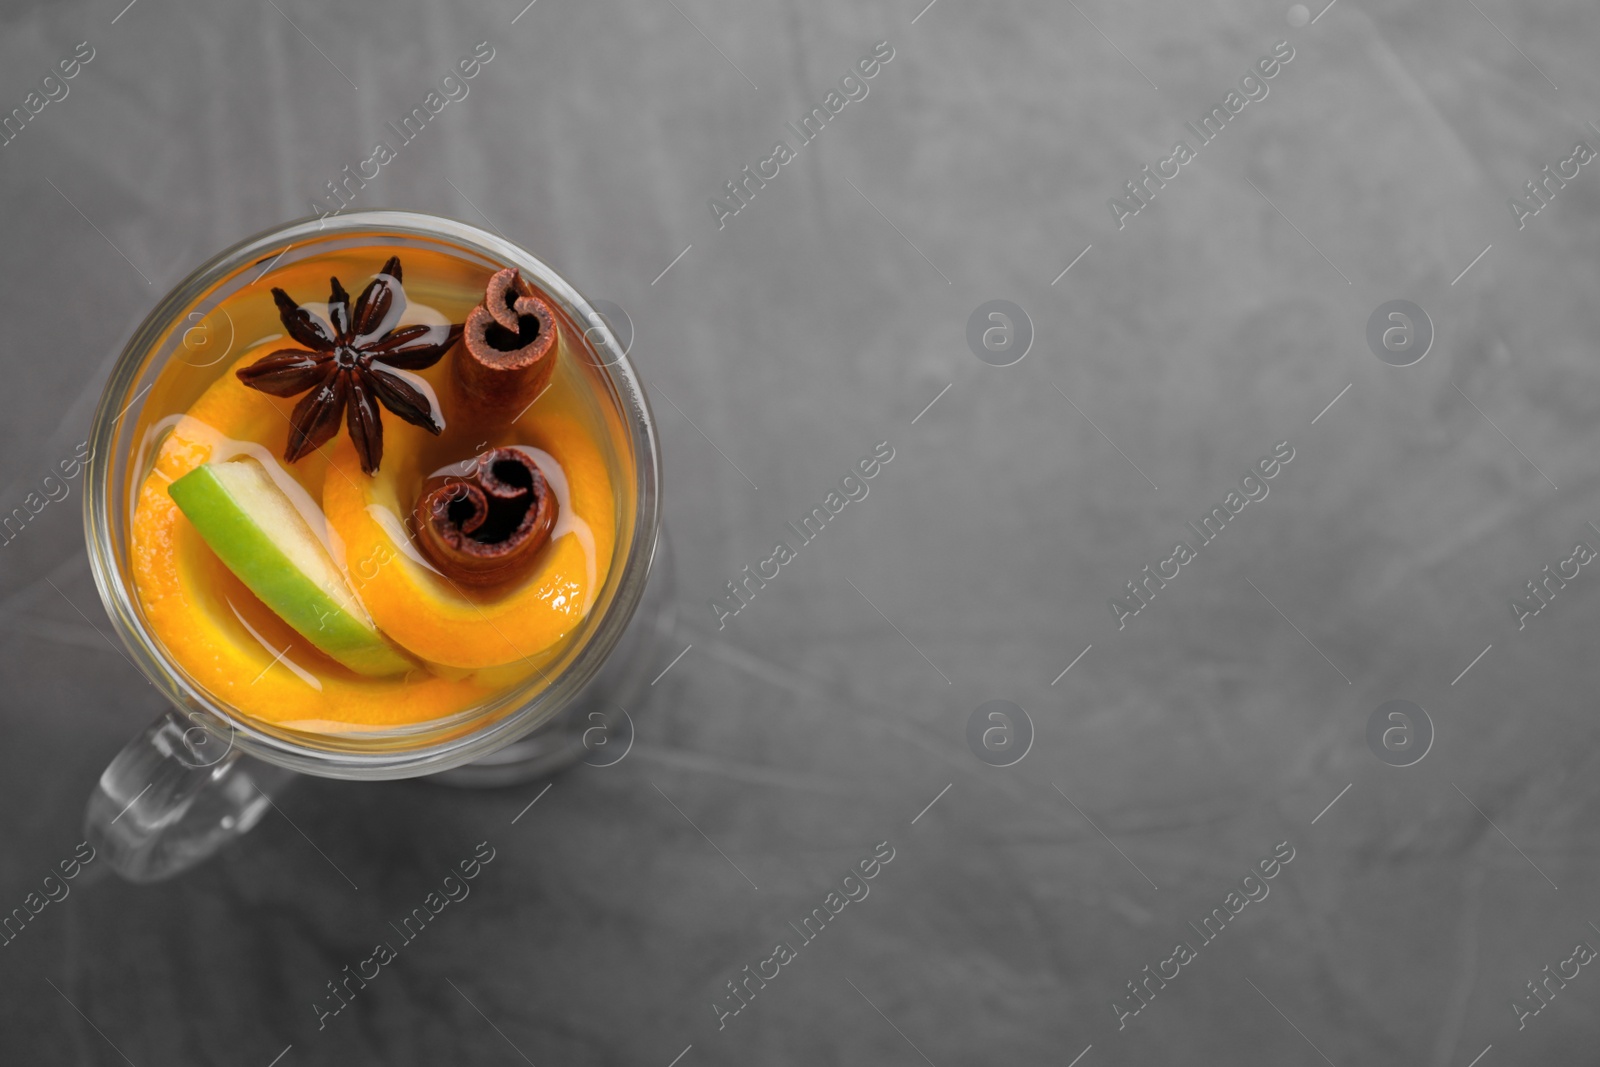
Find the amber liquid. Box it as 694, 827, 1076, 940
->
125, 243, 635, 736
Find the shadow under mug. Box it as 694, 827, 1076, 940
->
81, 211, 663, 882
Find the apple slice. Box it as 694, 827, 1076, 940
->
167, 458, 411, 677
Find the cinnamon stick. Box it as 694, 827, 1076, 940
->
455, 267, 558, 417
412, 447, 558, 586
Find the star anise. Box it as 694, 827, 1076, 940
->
236, 255, 465, 475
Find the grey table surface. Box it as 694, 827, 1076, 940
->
4, 0, 1600, 1063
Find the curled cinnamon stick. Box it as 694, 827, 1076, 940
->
455, 268, 558, 416
413, 447, 558, 586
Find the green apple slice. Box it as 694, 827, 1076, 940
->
168, 458, 412, 677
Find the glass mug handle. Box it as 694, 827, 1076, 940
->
83, 707, 293, 882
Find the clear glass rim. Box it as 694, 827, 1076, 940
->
83, 210, 661, 780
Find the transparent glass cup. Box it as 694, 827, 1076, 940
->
81, 211, 664, 882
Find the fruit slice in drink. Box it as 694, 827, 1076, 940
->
168, 457, 411, 677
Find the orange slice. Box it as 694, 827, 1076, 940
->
128, 348, 498, 728
320, 409, 617, 669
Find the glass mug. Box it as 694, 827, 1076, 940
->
81, 211, 666, 882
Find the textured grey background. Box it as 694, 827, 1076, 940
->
3, 0, 1600, 1063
